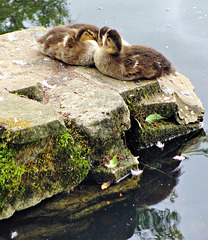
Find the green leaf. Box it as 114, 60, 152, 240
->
105, 155, 118, 168
145, 114, 165, 124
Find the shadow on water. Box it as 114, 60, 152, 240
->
0, 0, 70, 34
0, 130, 204, 240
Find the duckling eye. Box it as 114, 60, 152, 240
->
107, 37, 112, 43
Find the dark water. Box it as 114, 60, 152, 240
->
0, 0, 208, 239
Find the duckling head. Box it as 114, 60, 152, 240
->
104, 29, 122, 55
98, 26, 110, 45
76, 27, 98, 43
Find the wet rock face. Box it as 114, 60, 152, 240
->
0, 26, 204, 219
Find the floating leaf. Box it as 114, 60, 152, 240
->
101, 181, 111, 190
105, 155, 118, 168
145, 114, 165, 124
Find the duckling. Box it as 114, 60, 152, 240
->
94, 29, 175, 80
36, 25, 99, 66
69, 23, 100, 32
98, 26, 129, 46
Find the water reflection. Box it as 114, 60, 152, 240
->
135, 208, 183, 240
0, 0, 70, 34
0, 131, 200, 239
183, 131, 208, 158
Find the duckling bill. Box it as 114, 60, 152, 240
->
94, 28, 175, 80
36, 24, 99, 66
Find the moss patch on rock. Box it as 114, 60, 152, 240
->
11, 82, 44, 102
121, 80, 161, 112
125, 118, 202, 153
88, 139, 138, 183
0, 120, 92, 216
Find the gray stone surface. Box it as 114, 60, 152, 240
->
0, 90, 66, 143
47, 78, 130, 147
74, 67, 204, 125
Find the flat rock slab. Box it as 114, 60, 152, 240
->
0, 90, 66, 143
158, 74, 204, 124
0, 27, 70, 100
47, 78, 130, 147
73, 67, 204, 125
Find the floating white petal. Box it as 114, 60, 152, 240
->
134, 156, 140, 164
131, 169, 143, 176
173, 155, 186, 161
156, 141, 165, 149
11, 231, 18, 239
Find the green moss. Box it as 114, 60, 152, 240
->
121, 81, 161, 112
127, 121, 201, 149
134, 102, 178, 123
120, 80, 178, 124
0, 120, 92, 214
11, 83, 44, 102
0, 142, 25, 207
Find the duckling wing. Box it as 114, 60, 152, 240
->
37, 27, 77, 48
36, 27, 79, 61
122, 46, 172, 79
123, 53, 155, 79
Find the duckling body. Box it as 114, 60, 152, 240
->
36, 24, 99, 66
94, 29, 175, 80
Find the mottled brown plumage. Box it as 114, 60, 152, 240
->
94, 29, 175, 80
36, 24, 100, 66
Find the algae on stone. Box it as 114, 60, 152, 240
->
10, 82, 44, 102
88, 139, 138, 183
0, 120, 92, 219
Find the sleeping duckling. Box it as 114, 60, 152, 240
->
69, 23, 100, 32
98, 26, 129, 46
36, 25, 99, 66
94, 29, 175, 80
